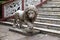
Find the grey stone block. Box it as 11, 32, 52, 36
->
9, 27, 40, 36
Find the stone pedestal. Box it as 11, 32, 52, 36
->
9, 27, 40, 36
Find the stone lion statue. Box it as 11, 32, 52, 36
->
13, 5, 38, 32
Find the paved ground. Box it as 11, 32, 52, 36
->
0, 24, 60, 40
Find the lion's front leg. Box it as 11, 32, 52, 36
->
28, 22, 34, 30
13, 19, 17, 28
18, 21, 22, 29
13, 14, 19, 28
25, 20, 34, 29
27, 22, 34, 33
17, 19, 23, 29
25, 20, 34, 32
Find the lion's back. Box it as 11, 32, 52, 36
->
14, 10, 24, 19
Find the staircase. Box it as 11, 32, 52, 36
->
35, 0, 60, 31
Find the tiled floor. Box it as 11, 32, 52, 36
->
0, 24, 60, 40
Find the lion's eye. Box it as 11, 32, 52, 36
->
28, 13, 30, 15
28, 11, 34, 15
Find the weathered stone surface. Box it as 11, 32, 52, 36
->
9, 27, 40, 36
0, 24, 60, 40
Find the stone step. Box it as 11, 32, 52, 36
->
37, 17, 60, 21
37, 14, 60, 19
6, 16, 60, 25
0, 21, 60, 31
41, 4, 60, 8
38, 12, 60, 15
38, 8, 60, 12
39, 10, 60, 12
9, 24, 60, 35
36, 17, 60, 25
6, 15, 60, 24
38, 11, 60, 14
34, 22, 60, 31
46, 1, 60, 5
1, 21, 60, 34
44, 3, 60, 6
51, 0, 60, 2
38, 13, 60, 16
6, 17, 60, 25
34, 27, 60, 34
9, 25, 60, 34
47, 1, 60, 4
9, 27, 40, 36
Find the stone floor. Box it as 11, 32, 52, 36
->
0, 24, 60, 40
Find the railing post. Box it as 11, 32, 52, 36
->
22, 0, 24, 10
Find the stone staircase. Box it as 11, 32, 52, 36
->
1, 0, 60, 34
35, 0, 60, 31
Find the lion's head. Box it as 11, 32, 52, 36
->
23, 5, 38, 22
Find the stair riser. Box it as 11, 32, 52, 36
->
39, 10, 60, 12
47, 2, 60, 4
34, 24, 60, 31
7, 18, 60, 25
36, 19, 60, 25
37, 13, 60, 16
47, 3, 60, 5
51, 0, 60, 1
38, 11, 60, 13
47, 26, 60, 31
42, 4, 60, 7
38, 12, 60, 15
38, 8, 60, 12
37, 15, 60, 19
